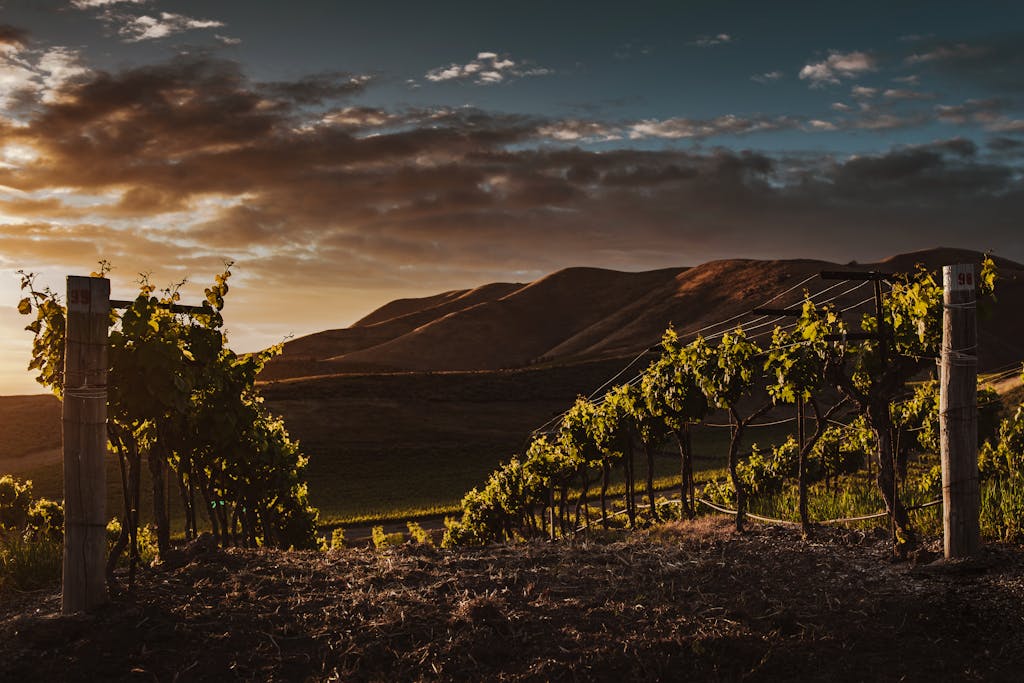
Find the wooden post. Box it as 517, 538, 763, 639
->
62, 276, 109, 613
940, 264, 980, 559
797, 397, 809, 532
549, 486, 555, 541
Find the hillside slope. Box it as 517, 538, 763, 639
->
264, 248, 1024, 379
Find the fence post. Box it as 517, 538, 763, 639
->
940, 264, 980, 559
62, 276, 109, 613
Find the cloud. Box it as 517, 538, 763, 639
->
892, 74, 920, 85
690, 33, 733, 47
536, 120, 621, 142
627, 114, 799, 140
215, 34, 241, 46
35, 47, 91, 102
906, 42, 989, 65
320, 106, 400, 129
424, 52, 552, 85
923, 137, 977, 157
0, 43, 91, 110
989, 136, 1024, 149
903, 35, 1024, 92
3, 53, 1023, 320
0, 25, 29, 52
70, 0, 148, 7
111, 11, 224, 42
806, 119, 838, 131
826, 145, 1012, 204
799, 50, 876, 87
853, 113, 925, 130
751, 71, 783, 84
882, 88, 935, 101
985, 118, 1024, 133
259, 73, 372, 105
937, 101, 1024, 133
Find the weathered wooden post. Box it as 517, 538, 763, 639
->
62, 276, 109, 613
940, 263, 980, 559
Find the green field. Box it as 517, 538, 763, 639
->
7, 410, 793, 532
0, 358, 829, 533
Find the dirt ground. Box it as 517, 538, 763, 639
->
2, 518, 1023, 682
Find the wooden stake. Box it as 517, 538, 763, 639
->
797, 397, 809, 532
62, 276, 109, 614
940, 264, 980, 559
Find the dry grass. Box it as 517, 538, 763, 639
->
2, 522, 1023, 681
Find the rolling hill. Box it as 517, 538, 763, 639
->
263, 248, 1024, 380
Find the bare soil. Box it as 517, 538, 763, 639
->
2, 518, 1023, 682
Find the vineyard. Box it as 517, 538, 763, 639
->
3, 253, 1024, 679
441, 255, 1024, 557
15, 264, 320, 597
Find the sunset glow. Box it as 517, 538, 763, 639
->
2, 0, 1023, 394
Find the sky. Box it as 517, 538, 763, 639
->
1, 0, 1023, 394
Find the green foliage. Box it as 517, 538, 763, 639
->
978, 401, 1024, 541
371, 525, 405, 550
26, 497, 63, 542
406, 521, 434, 546
0, 534, 62, 591
615, 381, 665, 448
737, 438, 802, 496
19, 265, 320, 561
330, 527, 346, 549
107, 517, 123, 544
810, 421, 872, 481
979, 254, 998, 297
0, 475, 62, 542
445, 257, 1003, 548
892, 381, 1002, 455
17, 272, 67, 396
887, 266, 943, 355
764, 301, 844, 405
685, 329, 763, 410
443, 455, 540, 547
701, 478, 735, 507
641, 328, 708, 430
0, 475, 34, 532
0, 475, 64, 591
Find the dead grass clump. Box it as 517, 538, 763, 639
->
450, 592, 511, 632
646, 514, 736, 547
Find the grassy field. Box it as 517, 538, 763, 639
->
259, 362, 798, 525
1, 362, 798, 532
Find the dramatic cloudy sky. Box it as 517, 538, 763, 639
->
2, 0, 1023, 394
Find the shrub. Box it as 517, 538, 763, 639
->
978, 405, 1024, 541
0, 475, 35, 531
371, 525, 404, 550
406, 521, 434, 546
0, 534, 62, 591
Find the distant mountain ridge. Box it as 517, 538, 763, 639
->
262, 248, 1024, 381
